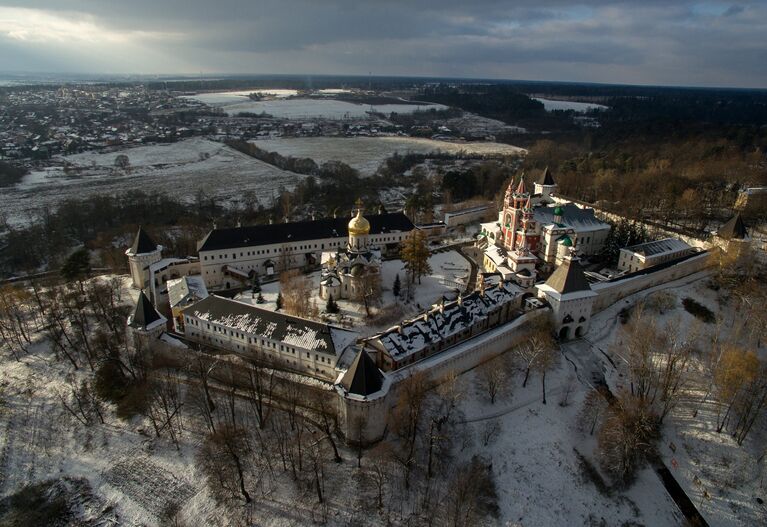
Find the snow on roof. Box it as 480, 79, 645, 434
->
622, 238, 692, 258
535, 203, 609, 233
364, 281, 522, 362
167, 275, 208, 309
187, 295, 357, 356
484, 245, 508, 267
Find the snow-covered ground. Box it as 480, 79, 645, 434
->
184, 89, 299, 105
533, 97, 608, 113
251, 136, 525, 175
457, 364, 682, 527
576, 272, 767, 526
0, 137, 307, 225
185, 91, 447, 119
236, 250, 472, 335
1, 268, 763, 526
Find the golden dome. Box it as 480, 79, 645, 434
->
348, 208, 370, 235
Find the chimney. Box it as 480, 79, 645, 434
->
439, 298, 445, 314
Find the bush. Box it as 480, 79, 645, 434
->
0, 480, 69, 526
682, 297, 715, 323
644, 291, 676, 314
94, 361, 131, 403
94, 362, 149, 419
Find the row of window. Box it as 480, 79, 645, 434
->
185, 316, 333, 364
201, 235, 404, 262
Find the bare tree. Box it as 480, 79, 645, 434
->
279, 269, 313, 318
389, 370, 429, 490
516, 317, 556, 388
198, 424, 253, 504
443, 457, 500, 527
477, 358, 508, 404
597, 391, 660, 486
579, 389, 609, 436
480, 420, 502, 447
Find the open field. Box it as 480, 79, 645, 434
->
533, 97, 608, 112
0, 137, 306, 225
251, 136, 525, 175
184, 91, 447, 119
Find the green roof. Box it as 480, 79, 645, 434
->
559, 235, 573, 247
554, 206, 563, 216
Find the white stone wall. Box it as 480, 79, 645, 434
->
591, 251, 713, 312
128, 249, 162, 289
337, 308, 548, 444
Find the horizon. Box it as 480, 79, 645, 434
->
2, 70, 767, 92
1, 1, 767, 89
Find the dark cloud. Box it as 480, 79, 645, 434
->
0, 1, 765, 87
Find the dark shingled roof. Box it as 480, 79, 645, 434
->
340, 350, 384, 396
198, 212, 415, 252
131, 227, 158, 254
544, 258, 592, 294
538, 167, 555, 186
717, 214, 748, 240
129, 290, 163, 329
187, 295, 351, 354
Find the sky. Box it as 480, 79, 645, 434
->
0, 1, 765, 88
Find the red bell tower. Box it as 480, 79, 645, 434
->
515, 196, 540, 253
500, 176, 530, 251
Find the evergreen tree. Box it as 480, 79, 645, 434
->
400, 230, 432, 285
393, 273, 401, 298
251, 273, 261, 293
326, 294, 339, 314
61, 247, 91, 282
275, 292, 283, 311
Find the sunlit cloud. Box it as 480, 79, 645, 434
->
0, 7, 177, 44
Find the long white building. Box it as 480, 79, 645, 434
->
197, 212, 415, 291
183, 295, 358, 382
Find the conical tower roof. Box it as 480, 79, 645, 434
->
538, 166, 556, 186
340, 349, 384, 396
717, 213, 748, 240
515, 177, 526, 195
129, 290, 164, 330
544, 257, 591, 295
130, 226, 158, 254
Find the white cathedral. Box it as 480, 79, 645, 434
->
479, 168, 611, 286
319, 201, 382, 302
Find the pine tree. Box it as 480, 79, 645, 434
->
326, 294, 339, 314
251, 273, 261, 293
399, 230, 432, 284
393, 274, 401, 298
275, 292, 283, 311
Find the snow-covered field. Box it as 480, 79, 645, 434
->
457, 364, 682, 526
578, 272, 767, 526
184, 91, 447, 119
533, 97, 608, 113
0, 137, 306, 225
185, 89, 299, 105
251, 136, 525, 175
